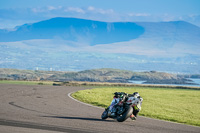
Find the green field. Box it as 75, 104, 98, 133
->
72, 87, 200, 126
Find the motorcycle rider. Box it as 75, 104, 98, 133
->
129, 92, 143, 120
108, 91, 143, 120
108, 92, 127, 117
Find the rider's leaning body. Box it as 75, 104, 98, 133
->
127, 92, 143, 120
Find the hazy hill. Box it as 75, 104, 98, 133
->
0, 17, 144, 45
136, 21, 200, 55
90, 21, 200, 57
0, 18, 200, 73
137, 21, 200, 43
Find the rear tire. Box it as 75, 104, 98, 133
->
101, 110, 108, 119
117, 106, 133, 122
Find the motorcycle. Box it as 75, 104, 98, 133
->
101, 94, 136, 122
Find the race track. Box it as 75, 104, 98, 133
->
0, 84, 199, 133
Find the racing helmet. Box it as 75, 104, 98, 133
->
114, 92, 126, 101
120, 92, 127, 101
133, 92, 140, 98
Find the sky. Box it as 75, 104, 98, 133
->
0, 0, 200, 29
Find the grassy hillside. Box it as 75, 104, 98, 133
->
0, 68, 197, 85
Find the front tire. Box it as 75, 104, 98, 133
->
101, 110, 108, 119
117, 106, 133, 122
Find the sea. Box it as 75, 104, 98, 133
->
129, 78, 200, 87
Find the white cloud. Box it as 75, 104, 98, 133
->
128, 13, 150, 17
162, 14, 176, 21
86, 6, 114, 15
0, 6, 200, 29
87, 6, 95, 11
65, 7, 85, 14
47, 6, 57, 11
31, 7, 46, 13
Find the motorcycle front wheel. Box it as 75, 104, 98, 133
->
117, 106, 133, 122
101, 110, 108, 119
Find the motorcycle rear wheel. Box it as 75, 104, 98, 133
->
117, 106, 133, 122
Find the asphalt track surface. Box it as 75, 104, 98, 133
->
0, 84, 199, 133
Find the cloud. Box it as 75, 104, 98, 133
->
128, 13, 150, 17
0, 6, 199, 29
64, 7, 85, 14
47, 6, 57, 11
162, 14, 176, 21
87, 6, 95, 11
29, 6, 114, 15
0, 6, 118, 28
87, 6, 114, 14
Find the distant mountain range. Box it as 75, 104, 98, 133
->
0, 17, 145, 45
0, 17, 200, 73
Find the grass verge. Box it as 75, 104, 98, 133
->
0, 80, 58, 85
72, 86, 200, 126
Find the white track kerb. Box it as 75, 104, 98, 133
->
68, 91, 104, 110
68, 91, 200, 127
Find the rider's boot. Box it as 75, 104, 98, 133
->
130, 114, 136, 120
